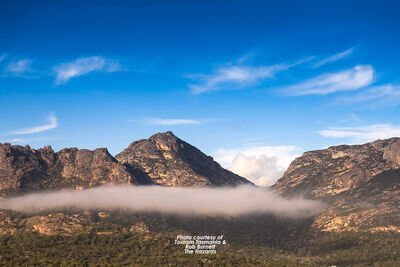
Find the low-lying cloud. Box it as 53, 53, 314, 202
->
0, 185, 325, 218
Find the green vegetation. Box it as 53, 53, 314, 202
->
0, 230, 399, 265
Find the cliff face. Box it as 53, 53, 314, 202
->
312, 168, 400, 232
115, 131, 251, 187
273, 138, 400, 233
274, 138, 400, 199
0, 143, 137, 196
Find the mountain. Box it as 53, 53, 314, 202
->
273, 137, 400, 233
0, 144, 137, 196
0, 132, 251, 196
115, 131, 251, 186
274, 137, 400, 199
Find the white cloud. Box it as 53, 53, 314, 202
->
10, 138, 27, 144
284, 65, 374, 95
6, 59, 33, 76
319, 123, 400, 142
213, 145, 300, 186
0, 185, 325, 217
11, 114, 58, 135
313, 47, 355, 68
337, 84, 400, 106
189, 57, 313, 94
146, 118, 202, 125
54, 56, 121, 84
229, 155, 285, 187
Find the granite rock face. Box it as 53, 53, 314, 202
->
273, 138, 400, 232
274, 138, 400, 199
116, 131, 252, 186
0, 143, 137, 196
311, 168, 400, 232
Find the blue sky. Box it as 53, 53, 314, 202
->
1, 0, 400, 185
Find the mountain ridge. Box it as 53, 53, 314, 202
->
0, 131, 251, 196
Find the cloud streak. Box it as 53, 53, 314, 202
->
11, 114, 58, 135
6, 59, 33, 76
313, 47, 355, 68
337, 84, 400, 106
146, 118, 203, 125
10, 138, 28, 144
319, 123, 400, 142
54, 56, 121, 84
189, 57, 313, 94
283, 65, 374, 95
0, 185, 325, 217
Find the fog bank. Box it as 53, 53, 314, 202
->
0, 185, 325, 217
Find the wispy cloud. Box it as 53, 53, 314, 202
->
11, 114, 58, 135
313, 47, 355, 68
283, 65, 374, 96
0, 53, 6, 62
146, 118, 203, 125
53, 56, 121, 84
10, 138, 28, 144
337, 84, 400, 106
189, 57, 313, 94
5, 59, 33, 76
319, 123, 400, 142
213, 145, 300, 186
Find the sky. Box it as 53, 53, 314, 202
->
1, 0, 400, 186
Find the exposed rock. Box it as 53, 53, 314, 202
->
0, 144, 138, 196
23, 213, 87, 235
97, 211, 110, 218
273, 138, 400, 232
311, 168, 400, 232
130, 222, 150, 232
274, 138, 400, 199
116, 131, 251, 186
0, 143, 48, 194
54, 147, 136, 188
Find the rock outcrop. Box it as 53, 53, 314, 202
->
312, 168, 400, 232
115, 131, 251, 186
0, 143, 137, 196
274, 137, 400, 199
273, 138, 400, 232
